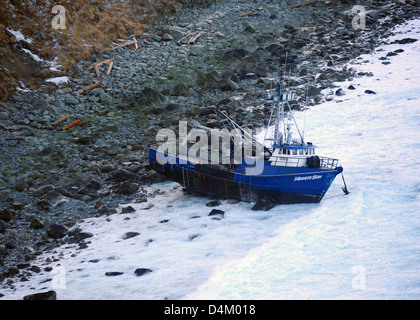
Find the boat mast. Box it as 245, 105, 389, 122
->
265, 56, 306, 147
274, 73, 283, 146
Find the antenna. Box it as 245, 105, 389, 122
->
302, 78, 309, 143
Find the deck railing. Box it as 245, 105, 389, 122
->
270, 156, 339, 169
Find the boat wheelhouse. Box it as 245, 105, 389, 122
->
149, 66, 347, 209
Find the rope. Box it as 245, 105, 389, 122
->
341, 173, 350, 195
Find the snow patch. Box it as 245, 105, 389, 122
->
7, 28, 32, 44
46, 76, 70, 85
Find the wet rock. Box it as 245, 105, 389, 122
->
134, 268, 152, 277
46, 224, 68, 239
73, 136, 92, 145
36, 199, 52, 211
78, 180, 101, 196
122, 231, 140, 240
307, 85, 322, 97
208, 209, 224, 216
114, 182, 139, 195
251, 198, 276, 211
255, 63, 268, 77
12, 202, 24, 210
67, 231, 93, 244
65, 95, 79, 105
335, 88, 345, 96
105, 271, 124, 276
32, 185, 55, 197
165, 102, 181, 112
206, 200, 221, 207
129, 87, 166, 108
235, 62, 256, 74
204, 71, 222, 87
0, 220, 7, 233
0, 209, 15, 222
170, 83, 188, 96
23, 290, 57, 300
97, 204, 111, 215
17, 263, 30, 270
104, 147, 119, 156
395, 38, 417, 44
257, 77, 277, 89
1, 233, 18, 249
30, 217, 45, 230
108, 169, 138, 182
0, 111, 9, 120
189, 234, 200, 241
8, 265, 19, 276
29, 265, 41, 273
348, 85, 356, 90
0, 245, 6, 259
121, 206, 136, 214
219, 78, 239, 91
100, 163, 115, 173
223, 48, 248, 60
244, 24, 256, 34
365, 89, 376, 94
200, 106, 216, 116
162, 33, 174, 41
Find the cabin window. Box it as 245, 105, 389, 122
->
299, 150, 303, 155
293, 150, 297, 155
283, 149, 287, 155
287, 150, 291, 155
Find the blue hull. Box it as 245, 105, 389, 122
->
149, 148, 343, 205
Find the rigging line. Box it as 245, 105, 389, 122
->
263, 100, 276, 143
285, 100, 304, 145
214, 108, 260, 147
215, 110, 246, 164
220, 111, 243, 153
341, 172, 350, 195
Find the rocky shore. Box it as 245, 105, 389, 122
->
0, 0, 418, 298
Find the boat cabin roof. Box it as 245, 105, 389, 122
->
273, 144, 316, 150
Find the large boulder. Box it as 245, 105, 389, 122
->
23, 290, 57, 300
46, 224, 68, 239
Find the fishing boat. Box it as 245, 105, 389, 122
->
149, 71, 347, 210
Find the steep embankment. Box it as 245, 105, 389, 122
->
0, 0, 215, 100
